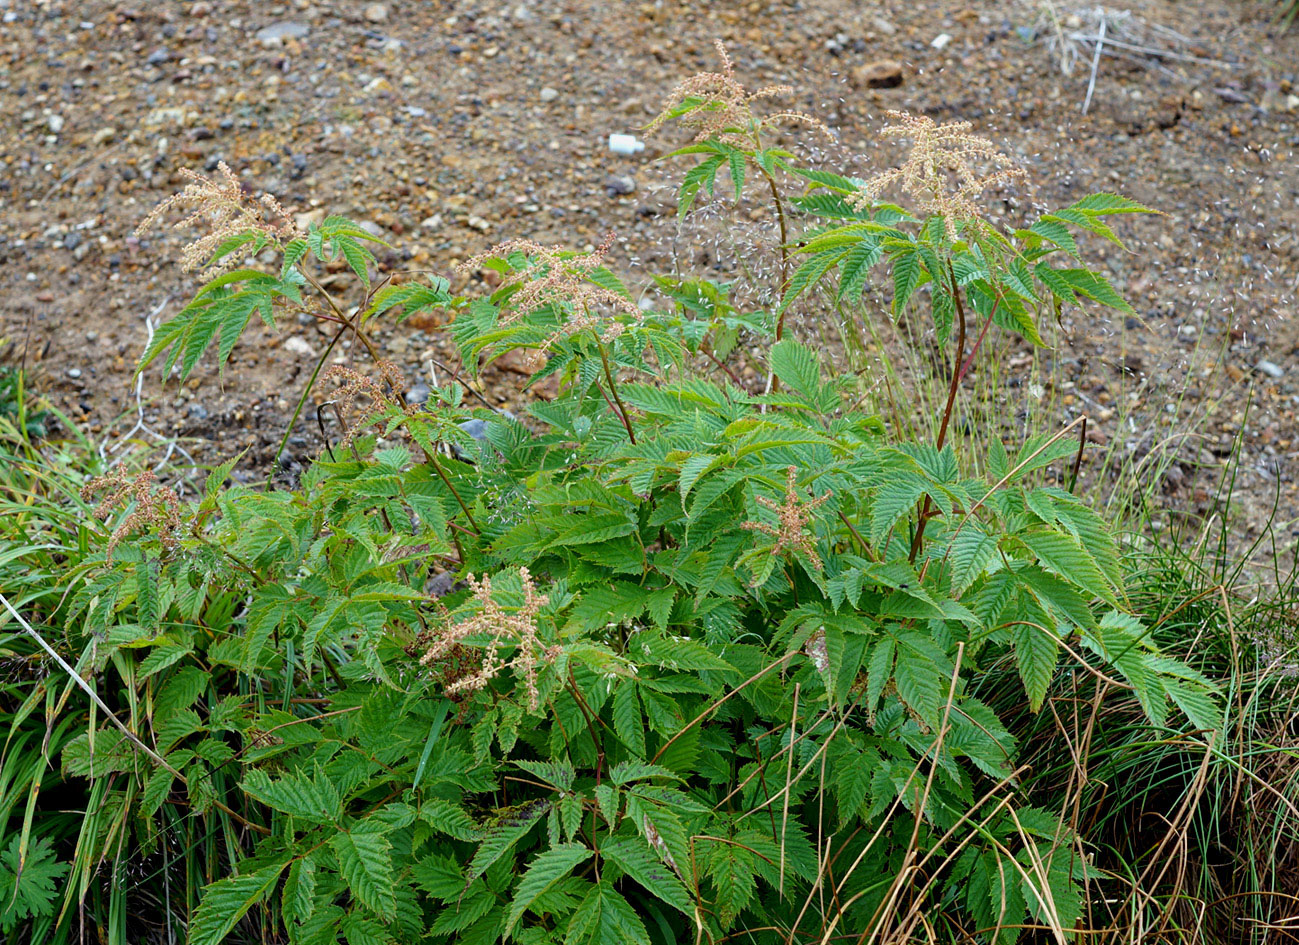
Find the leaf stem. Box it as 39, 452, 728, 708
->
599, 343, 637, 445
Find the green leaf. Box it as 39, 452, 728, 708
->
565, 882, 650, 945
1046, 268, 1134, 315
1069, 192, 1155, 215
727, 150, 745, 200
870, 480, 926, 547
678, 156, 725, 217
949, 526, 997, 597
242, 767, 341, 824
332, 828, 396, 920
0, 836, 68, 932
467, 801, 550, 883
188, 861, 289, 945
612, 683, 646, 759
601, 837, 695, 918
1011, 620, 1057, 712
838, 237, 882, 301
505, 844, 592, 937
1020, 528, 1115, 605
768, 339, 822, 401
891, 249, 922, 315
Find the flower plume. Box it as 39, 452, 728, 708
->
420, 568, 555, 711
646, 40, 830, 145
851, 110, 1025, 236
136, 161, 299, 275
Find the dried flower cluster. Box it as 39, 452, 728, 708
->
135, 161, 299, 275
459, 233, 635, 367
81, 468, 182, 562
851, 110, 1026, 237
461, 233, 637, 320
324, 361, 411, 447
420, 568, 556, 710
743, 466, 831, 575
646, 40, 829, 145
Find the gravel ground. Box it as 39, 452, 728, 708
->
2, 0, 1298, 555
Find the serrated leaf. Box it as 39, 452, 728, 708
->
1011, 620, 1057, 712
188, 861, 289, 945
505, 844, 592, 937
891, 249, 922, 315
467, 801, 550, 883
601, 837, 695, 918
332, 829, 396, 920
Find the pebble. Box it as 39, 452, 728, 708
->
47, 114, 64, 133
931, 33, 953, 51
93, 127, 116, 146
852, 60, 904, 89
67, 368, 82, 379
255, 22, 309, 47
459, 418, 490, 441
1257, 360, 1285, 379
405, 383, 431, 405
283, 336, 317, 358
539, 87, 560, 103
364, 4, 389, 24
145, 48, 170, 66
466, 216, 491, 232
605, 175, 636, 196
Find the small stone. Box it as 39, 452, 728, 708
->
145, 48, 171, 66
190, 1, 212, 16
931, 33, 953, 50
47, 114, 64, 134
63, 232, 81, 251
871, 15, 897, 35
188, 403, 209, 421
92, 127, 116, 146
1256, 360, 1285, 379
363, 3, 389, 23
283, 336, 317, 357
66, 368, 82, 379
466, 215, 490, 232
851, 60, 904, 89
405, 383, 431, 405
604, 175, 636, 196
255, 21, 309, 47
539, 86, 560, 103
459, 418, 490, 441
420, 214, 443, 230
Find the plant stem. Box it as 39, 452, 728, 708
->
909, 267, 968, 563
430, 454, 480, 535
759, 166, 791, 339
298, 267, 389, 377
599, 343, 636, 445
274, 319, 349, 465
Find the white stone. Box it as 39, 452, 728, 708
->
284, 336, 317, 358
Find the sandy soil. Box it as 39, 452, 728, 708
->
2, 0, 1298, 553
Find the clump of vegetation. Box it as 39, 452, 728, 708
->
1, 41, 1296, 945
